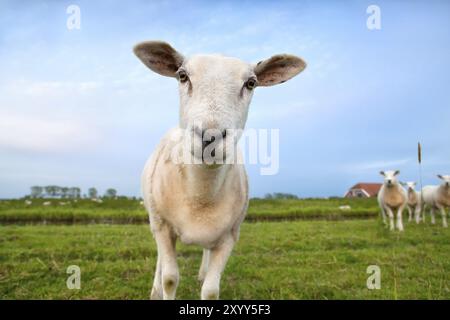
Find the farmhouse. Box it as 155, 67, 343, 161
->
345, 183, 382, 198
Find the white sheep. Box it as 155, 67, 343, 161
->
24, 200, 32, 205
402, 182, 422, 224
377, 170, 407, 231
422, 175, 450, 228
43, 201, 51, 206
134, 41, 306, 300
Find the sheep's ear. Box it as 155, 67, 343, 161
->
437, 174, 444, 180
133, 41, 184, 77
379, 171, 385, 176
254, 54, 306, 87
394, 170, 400, 176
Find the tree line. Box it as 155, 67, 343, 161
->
264, 192, 299, 199
29, 186, 118, 199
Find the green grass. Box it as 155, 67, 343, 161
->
1, 220, 448, 299
0, 198, 379, 223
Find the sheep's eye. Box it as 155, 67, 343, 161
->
245, 78, 257, 90
178, 71, 188, 83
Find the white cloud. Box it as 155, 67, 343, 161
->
0, 112, 101, 152
4, 80, 103, 97
342, 158, 412, 173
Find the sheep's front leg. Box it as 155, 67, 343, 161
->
438, 206, 448, 228
150, 254, 162, 299
396, 207, 404, 231
201, 235, 235, 300
407, 206, 412, 222
414, 205, 421, 224
380, 207, 387, 225
386, 207, 395, 231
153, 226, 178, 300
430, 207, 436, 224
198, 249, 210, 282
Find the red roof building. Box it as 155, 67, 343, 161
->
344, 183, 382, 198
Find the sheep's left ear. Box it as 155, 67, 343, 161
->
133, 41, 184, 78
254, 54, 306, 87
394, 170, 400, 176
437, 174, 444, 180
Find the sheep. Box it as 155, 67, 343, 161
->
24, 200, 32, 205
422, 175, 450, 228
43, 201, 51, 206
134, 40, 306, 300
339, 205, 351, 211
377, 170, 407, 231
401, 182, 422, 224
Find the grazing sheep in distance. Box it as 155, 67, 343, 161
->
402, 182, 422, 224
24, 200, 32, 206
43, 201, 51, 206
422, 175, 450, 228
377, 170, 407, 231
134, 40, 306, 299
339, 205, 351, 211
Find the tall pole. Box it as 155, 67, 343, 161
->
418, 142, 424, 222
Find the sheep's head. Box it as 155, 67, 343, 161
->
134, 41, 306, 164
437, 174, 450, 188
379, 170, 400, 187
404, 181, 416, 191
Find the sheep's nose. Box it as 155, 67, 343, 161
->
193, 126, 226, 152
387, 180, 392, 184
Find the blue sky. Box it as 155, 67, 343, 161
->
0, 0, 449, 198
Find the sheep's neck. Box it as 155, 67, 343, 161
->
183, 164, 231, 203
438, 185, 450, 199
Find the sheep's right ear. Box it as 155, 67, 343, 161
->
254, 54, 306, 86
437, 174, 444, 180
379, 171, 385, 176
133, 41, 184, 77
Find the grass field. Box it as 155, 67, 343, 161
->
1, 219, 449, 299
0, 198, 379, 223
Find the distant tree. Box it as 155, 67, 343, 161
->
60, 187, 69, 198
88, 188, 98, 199
265, 192, 298, 200
44, 186, 52, 197
68, 187, 81, 199
54, 186, 62, 198
30, 186, 43, 198
105, 188, 117, 199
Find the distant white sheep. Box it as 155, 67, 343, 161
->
339, 205, 351, 211
422, 175, 450, 228
402, 182, 422, 224
43, 201, 51, 206
25, 200, 32, 205
377, 170, 407, 231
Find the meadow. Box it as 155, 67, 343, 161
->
0, 198, 449, 299
0, 197, 379, 223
